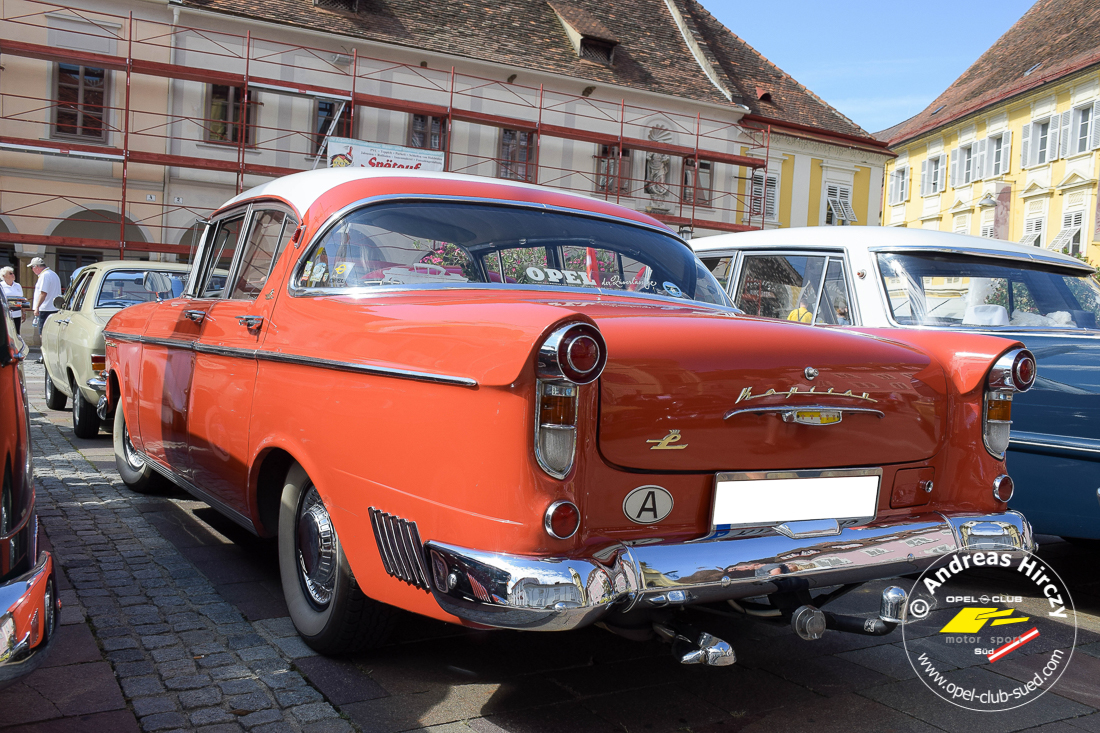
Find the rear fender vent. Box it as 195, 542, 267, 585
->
368, 507, 430, 592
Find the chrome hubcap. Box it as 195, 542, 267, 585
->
122, 422, 145, 470
296, 487, 336, 607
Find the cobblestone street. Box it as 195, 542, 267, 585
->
3, 356, 1100, 733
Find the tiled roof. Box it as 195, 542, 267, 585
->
547, 1, 618, 43
183, 0, 881, 145
880, 0, 1100, 145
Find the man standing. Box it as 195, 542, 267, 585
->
30, 257, 62, 351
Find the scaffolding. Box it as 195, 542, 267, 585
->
0, 0, 771, 259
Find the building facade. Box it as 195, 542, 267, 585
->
880, 0, 1100, 266
1, 0, 889, 336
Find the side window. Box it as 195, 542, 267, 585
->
63, 272, 92, 310
229, 210, 296, 300
699, 256, 734, 291
199, 214, 247, 298
734, 255, 827, 322
73, 272, 96, 310
817, 259, 852, 325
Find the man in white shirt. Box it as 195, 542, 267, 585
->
31, 257, 62, 341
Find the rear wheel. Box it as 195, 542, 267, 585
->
71, 378, 100, 439
278, 463, 396, 655
113, 402, 170, 494
44, 368, 66, 411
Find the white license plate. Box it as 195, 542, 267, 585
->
712, 470, 881, 529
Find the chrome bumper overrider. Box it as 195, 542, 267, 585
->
0, 551, 59, 688
425, 511, 1033, 632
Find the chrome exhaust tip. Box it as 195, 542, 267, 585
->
880, 586, 907, 624
653, 623, 736, 667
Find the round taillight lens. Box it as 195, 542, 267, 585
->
1013, 352, 1036, 391
566, 335, 600, 375
544, 500, 580, 540
993, 475, 1014, 503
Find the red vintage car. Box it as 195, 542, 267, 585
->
103, 169, 1036, 663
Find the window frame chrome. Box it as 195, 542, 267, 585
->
726, 247, 861, 326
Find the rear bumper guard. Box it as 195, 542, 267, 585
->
424, 511, 1033, 632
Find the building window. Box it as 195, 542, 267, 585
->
983, 131, 1011, 177
54, 64, 108, 142
824, 184, 857, 225
409, 114, 447, 151
1072, 105, 1096, 156
1022, 118, 1056, 168
313, 100, 352, 155
751, 170, 778, 220
682, 159, 712, 206
498, 129, 536, 181
56, 250, 102, 288
921, 154, 946, 195
888, 166, 909, 205
981, 223, 995, 238
595, 145, 631, 194
1049, 210, 1084, 255
950, 144, 975, 187
206, 85, 256, 145
1019, 217, 1043, 248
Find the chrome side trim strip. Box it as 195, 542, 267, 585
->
1009, 430, 1100, 456
134, 450, 258, 535
100, 332, 478, 387
724, 405, 885, 420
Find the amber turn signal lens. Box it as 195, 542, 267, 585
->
986, 395, 1012, 422
544, 500, 580, 540
91, 354, 106, 372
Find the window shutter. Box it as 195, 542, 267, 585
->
1047, 117, 1059, 163
903, 167, 910, 201
1059, 110, 1072, 158
975, 139, 986, 180
1092, 100, 1100, 149
920, 160, 929, 196
1020, 124, 1030, 168
751, 171, 764, 215
765, 174, 778, 219
1001, 131, 1012, 173
949, 148, 959, 188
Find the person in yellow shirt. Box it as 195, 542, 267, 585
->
787, 291, 814, 323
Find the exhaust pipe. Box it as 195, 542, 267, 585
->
653, 621, 735, 667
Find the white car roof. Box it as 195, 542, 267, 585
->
221, 168, 596, 218
692, 226, 1095, 274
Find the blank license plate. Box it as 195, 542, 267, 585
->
712, 472, 880, 529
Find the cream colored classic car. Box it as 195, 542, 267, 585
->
41, 261, 193, 438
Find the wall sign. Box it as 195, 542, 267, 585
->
327, 138, 445, 172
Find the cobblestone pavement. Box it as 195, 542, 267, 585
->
4, 355, 1100, 733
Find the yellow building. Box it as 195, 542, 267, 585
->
879, 0, 1100, 265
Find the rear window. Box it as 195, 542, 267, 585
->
293, 201, 730, 306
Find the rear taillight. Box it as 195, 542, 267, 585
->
983, 348, 1035, 458
533, 322, 607, 479
91, 354, 106, 372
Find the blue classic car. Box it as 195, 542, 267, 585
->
693, 227, 1100, 540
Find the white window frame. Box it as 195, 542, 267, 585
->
888, 166, 909, 205
950, 144, 976, 187
981, 131, 1011, 178
824, 183, 857, 225
921, 154, 946, 196
1019, 217, 1044, 247
751, 169, 779, 222
1049, 210, 1084, 254
1067, 102, 1100, 157
1021, 116, 1058, 168
980, 223, 995, 238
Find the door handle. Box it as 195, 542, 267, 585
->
183, 310, 206, 324
57, 318, 70, 325
236, 315, 263, 331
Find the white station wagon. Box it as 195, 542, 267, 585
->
692, 226, 1100, 542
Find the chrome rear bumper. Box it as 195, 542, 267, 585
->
0, 551, 59, 688
425, 511, 1033, 632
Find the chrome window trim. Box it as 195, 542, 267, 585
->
868, 243, 1095, 274
188, 204, 252, 299
284, 194, 729, 308
101, 330, 477, 387
727, 248, 861, 326
225, 203, 299, 302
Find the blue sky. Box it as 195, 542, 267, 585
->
705, 1, 1038, 134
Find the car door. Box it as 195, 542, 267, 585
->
135, 212, 246, 473
44, 269, 93, 393
731, 251, 857, 326
187, 205, 298, 513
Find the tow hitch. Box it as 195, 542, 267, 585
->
653, 619, 736, 667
